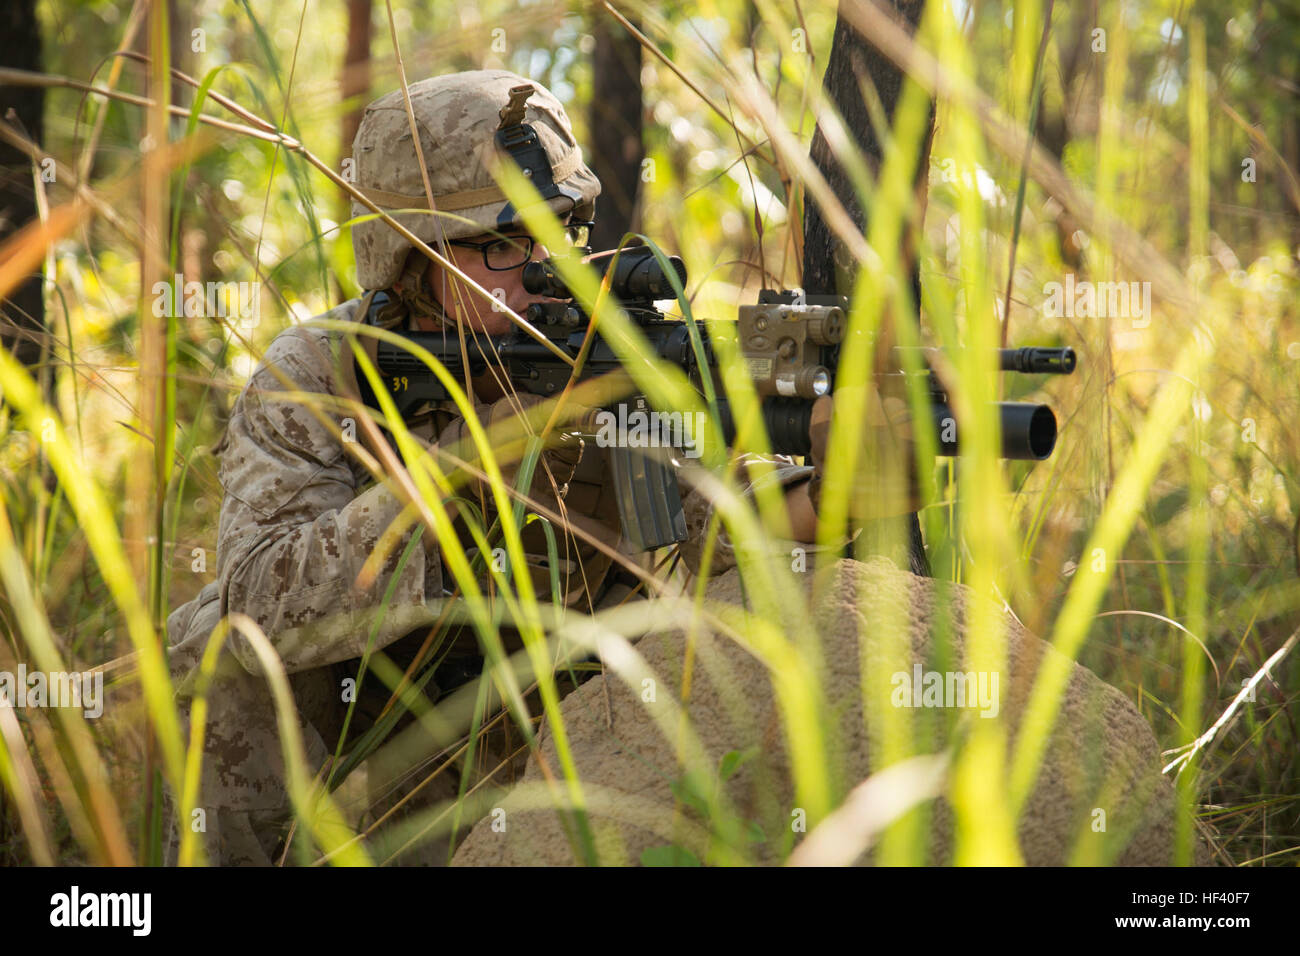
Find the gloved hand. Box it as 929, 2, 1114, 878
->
436, 391, 585, 506
806, 385, 922, 519
431, 392, 593, 598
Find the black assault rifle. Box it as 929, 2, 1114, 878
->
363, 245, 1076, 552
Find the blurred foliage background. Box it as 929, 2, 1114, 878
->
1, 0, 1298, 865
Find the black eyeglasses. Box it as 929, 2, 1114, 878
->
448, 221, 593, 271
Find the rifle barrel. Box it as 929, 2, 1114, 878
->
891, 346, 1076, 375
997, 347, 1076, 374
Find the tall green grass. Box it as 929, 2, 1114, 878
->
0, 0, 1296, 866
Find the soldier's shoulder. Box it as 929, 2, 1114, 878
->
253, 299, 365, 394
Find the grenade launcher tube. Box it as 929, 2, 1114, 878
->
713, 397, 1058, 461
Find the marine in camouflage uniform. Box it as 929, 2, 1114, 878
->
163, 70, 879, 866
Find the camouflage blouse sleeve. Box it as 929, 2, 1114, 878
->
675, 454, 815, 579
212, 326, 444, 676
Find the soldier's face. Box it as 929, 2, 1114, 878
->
420, 230, 552, 336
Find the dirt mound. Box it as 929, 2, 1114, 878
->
452, 557, 1207, 865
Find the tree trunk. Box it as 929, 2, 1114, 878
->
0, 0, 47, 400
340, 0, 372, 219
802, 0, 934, 576
589, 9, 643, 251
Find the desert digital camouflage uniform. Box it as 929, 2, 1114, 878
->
163, 70, 815, 866
163, 299, 813, 865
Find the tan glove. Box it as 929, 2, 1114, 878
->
806, 386, 923, 519
436, 391, 585, 505
432, 392, 595, 601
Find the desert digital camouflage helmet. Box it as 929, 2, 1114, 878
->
349, 69, 601, 290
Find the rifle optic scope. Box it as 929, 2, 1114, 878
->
522, 246, 688, 303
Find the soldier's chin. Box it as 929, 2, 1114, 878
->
454, 311, 514, 336
483, 314, 517, 336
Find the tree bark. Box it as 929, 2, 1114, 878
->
802, 0, 935, 576
589, 9, 643, 251
340, 0, 373, 219
0, 0, 47, 399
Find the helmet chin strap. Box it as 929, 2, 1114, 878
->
378, 247, 453, 331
